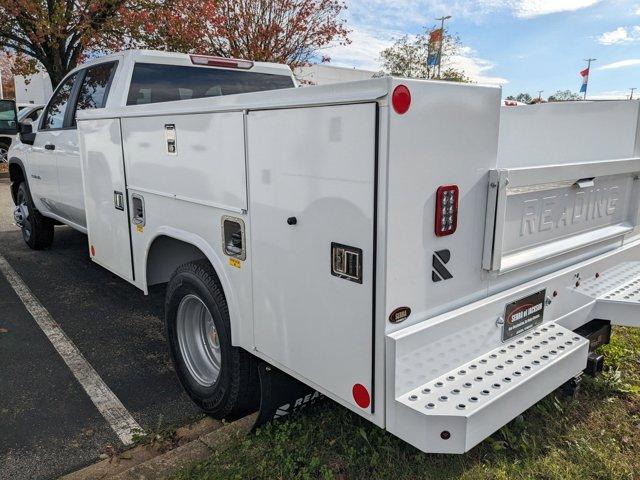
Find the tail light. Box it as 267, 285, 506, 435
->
435, 185, 459, 236
190, 55, 254, 70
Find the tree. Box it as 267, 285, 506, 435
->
548, 90, 582, 102
121, 0, 350, 68
378, 27, 470, 82
0, 52, 15, 98
506, 93, 533, 104
0, 0, 127, 87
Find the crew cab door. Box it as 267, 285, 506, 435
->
30, 72, 79, 218
60, 61, 118, 229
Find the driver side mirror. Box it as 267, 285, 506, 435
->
0, 99, 18, 135
19, 122, 36, 146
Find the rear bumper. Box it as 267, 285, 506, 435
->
385, 237, 640, 453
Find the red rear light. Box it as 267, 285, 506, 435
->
392, 85, 411, 114
190, 55, 254, 70
435, 185, 459, 236
352, 383, 371, 409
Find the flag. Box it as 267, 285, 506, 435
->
427, 52, 440, 66
429, 28, 443, 44
427, 28, 443, 67
579, 67, 589, 93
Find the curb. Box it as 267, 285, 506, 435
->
63, 413, 257, 480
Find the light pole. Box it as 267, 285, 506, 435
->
630, 88, 637, 100
538, 90, 544, 101
583, 58, 596, 100
435, 15, 451, 78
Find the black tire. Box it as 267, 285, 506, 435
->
16, 182, 54, 250
165, 260, 259, 419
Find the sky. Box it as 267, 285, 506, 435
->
322, 0, 640, 99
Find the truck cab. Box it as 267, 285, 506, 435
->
8, 50, 295, 244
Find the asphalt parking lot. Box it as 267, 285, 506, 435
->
0, 178, 203, 479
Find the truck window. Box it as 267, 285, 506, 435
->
73, 61, 118, 125
126, 63, 294, 106
41, 73, 78, 130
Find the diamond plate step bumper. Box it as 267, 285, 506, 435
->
390, 324, 588, 453
575, 261, 640, 327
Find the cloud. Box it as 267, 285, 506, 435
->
588, 90, 632, 100
323, 27, 508, 85
598, 59, 640, 70
343, 0, 602, 30
506, 0, 602, 18
598, 26, 640, 45
449, 47, 509, 84
322, 27, 396, 71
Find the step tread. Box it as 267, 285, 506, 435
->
577, 261, 640, 302
398, 323, 588, 417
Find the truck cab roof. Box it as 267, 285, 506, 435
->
64, 49, 295, 111
78, 49, 293, 77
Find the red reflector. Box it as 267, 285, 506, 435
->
90, 245, 95, 256
352, 383, 371, 408
190, 54, 253, 70
392, 85, 411, 114
435, 185, 459, 236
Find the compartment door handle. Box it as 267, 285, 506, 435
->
574, 177, 595, 189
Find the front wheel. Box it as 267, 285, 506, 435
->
15, 182, 54, 250
165, 260, 259, 419
0, 140, 10, 163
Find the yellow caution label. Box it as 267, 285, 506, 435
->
136, 224, 144, 233
229, 258, 241, 269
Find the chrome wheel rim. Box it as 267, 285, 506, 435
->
176, 294, 222, 387
0, 146, 7, 163
15, 190, 31, 241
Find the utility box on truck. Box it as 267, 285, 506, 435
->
77, 75, 640, 454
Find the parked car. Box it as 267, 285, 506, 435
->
0, 103, 43, 162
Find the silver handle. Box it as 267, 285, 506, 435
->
574, 177, 595, 189
131, 194, 145, 226
114, 191, 124, 211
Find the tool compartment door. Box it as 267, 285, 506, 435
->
248, 103, 376, 411
78, 118, 134, 282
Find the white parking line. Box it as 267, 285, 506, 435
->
0, 254, 141, 445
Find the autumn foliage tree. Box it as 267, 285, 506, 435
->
121, 0, 350, 67
0, 0, 128, 87
0, 0, 349, 89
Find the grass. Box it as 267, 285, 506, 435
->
175, 327, 640, 480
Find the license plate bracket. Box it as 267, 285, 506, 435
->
503, 289, 546, 342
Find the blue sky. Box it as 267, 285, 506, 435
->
323, 0, 640, 99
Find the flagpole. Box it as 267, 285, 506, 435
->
583, 58, 596, 100
435, 15, 451, 78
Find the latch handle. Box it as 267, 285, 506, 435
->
131, 194, 145, 226
573, 177, 595, 189
113, 191, 124, 211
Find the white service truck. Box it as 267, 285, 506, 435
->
6, 49, 640, 454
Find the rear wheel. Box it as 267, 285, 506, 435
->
15, 182, 54, 250
165, 260, 259, 419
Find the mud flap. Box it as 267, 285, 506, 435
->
252, 362, 324, 430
